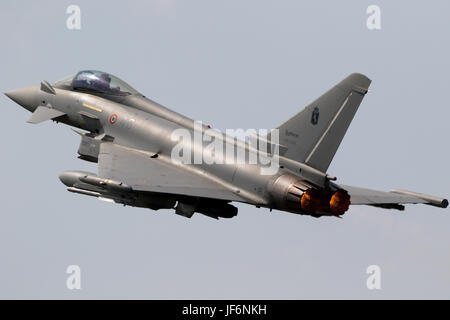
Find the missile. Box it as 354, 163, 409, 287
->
59, 170, 132, 193
78, 175, 132, 192
67, 187, 101, 198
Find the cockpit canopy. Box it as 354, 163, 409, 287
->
54, 70, 139, 96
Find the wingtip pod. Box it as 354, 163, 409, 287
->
391, 189, 448, 208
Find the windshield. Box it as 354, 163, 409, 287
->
54, 70, 139, 96
54, 73, 76, 88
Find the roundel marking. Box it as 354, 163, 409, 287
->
109, 114, 118, 124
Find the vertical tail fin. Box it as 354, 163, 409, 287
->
274, 73, 371, 172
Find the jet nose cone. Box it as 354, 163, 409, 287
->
4, 86, 39, 112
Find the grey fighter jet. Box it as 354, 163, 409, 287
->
5, 71, 448, 219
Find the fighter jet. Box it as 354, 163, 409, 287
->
4, 71, 448, 219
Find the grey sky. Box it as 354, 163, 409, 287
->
0, 0, 449, 299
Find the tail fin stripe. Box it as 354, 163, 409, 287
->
304, 92, 352, 163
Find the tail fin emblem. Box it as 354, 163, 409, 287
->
311, 106, 319, 125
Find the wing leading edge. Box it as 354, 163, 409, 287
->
340, 184, 448, 210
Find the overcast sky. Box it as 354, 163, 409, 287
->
0, 0, 449, 299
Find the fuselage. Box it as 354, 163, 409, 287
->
5, 72, 352, 218
52, 87, 287, 207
